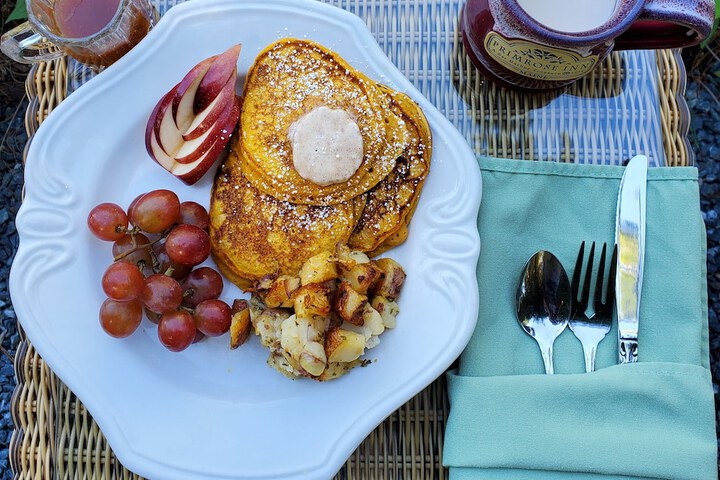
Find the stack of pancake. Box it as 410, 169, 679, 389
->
210, 39, 431, 290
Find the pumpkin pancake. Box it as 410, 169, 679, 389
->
239, 38, 410, 205
348, 86, 432, 253
210, 150, 366, 289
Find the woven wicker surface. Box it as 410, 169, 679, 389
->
12, 0, 691, 478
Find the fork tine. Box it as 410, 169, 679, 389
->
571, 241, 585, 303
581, 241, 595, 307
594, 243, 607, 307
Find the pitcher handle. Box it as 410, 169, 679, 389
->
1, 21, 65, 64
614, 0, 715, 51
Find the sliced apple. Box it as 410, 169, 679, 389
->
145, 44, 242, 185
145, 88, 175, 159
174, 97, 235, 164
194, 44, 241, 114
172, 56, 215, 127
182, 73, 236, 141
171, 96, 241, 185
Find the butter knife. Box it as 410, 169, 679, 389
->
615, 155, 648, 364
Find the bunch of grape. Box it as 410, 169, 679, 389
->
87, 189, 232, 352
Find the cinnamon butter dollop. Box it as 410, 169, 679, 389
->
288, 106, 363, 186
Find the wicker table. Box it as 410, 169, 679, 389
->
11, 0, 692, 478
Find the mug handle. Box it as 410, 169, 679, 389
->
614, 0, 715, 50
0, 21, 65, 64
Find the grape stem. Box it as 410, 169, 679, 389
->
113, 235, 162, 262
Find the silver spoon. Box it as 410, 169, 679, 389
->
516, 251, 572, 374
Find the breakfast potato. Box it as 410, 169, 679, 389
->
253, 307, 292, 351
268, 353, 300, 379
370, 296, 399, 329
280, 315, 328, 376
299, 251, 338, 285
230, 299, 252, 349
335, 243, 371, 271
325, 327, 366, 363
334, 281, 368, 325
242, 244, 405, 380
263, 275, 301, 308
370, 258, 406, 301
317, 360, 361, 381
300, 341, 328, 377
340, 261, 383, 294
362, 304, 385, 336
294, 283, 332, 318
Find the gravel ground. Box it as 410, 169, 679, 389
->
0, 46, 718, 476
0, 99, 26, 479
685, 47, 720, 453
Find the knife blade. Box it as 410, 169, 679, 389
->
615, 155, 647, 364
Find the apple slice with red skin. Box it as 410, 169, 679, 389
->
193, 44, 241, 114
145, 44, 241, 185
171, 96, 241, 185
182, 73, 236, 141
148, 95, 240, 185
173, 92, 236, 164
149, 56, 215, 154
173, 56, 215, 129
145, 88, 176, 161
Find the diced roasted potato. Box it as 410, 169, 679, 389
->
362, 304, 385, 336
333, 281, 368, 325
370, 258, 406, 301
317, 360, 362, 381
280, 315, 327, 376
249, 293, 266, 320
263, 275, 301, 308
299, 251, 338, 286
253, 307, 292, 350
340, 261, 383, 294
325, 327, 366, 363
300, 341, 327, 377
294, 283, 331, 318
229, 299, 252, 349
254, 273, 276, 292
335, 243, 371, 271
370, 296, 399, 329
267, 353, 300, 379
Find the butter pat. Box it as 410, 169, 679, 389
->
289, 106, 363, 186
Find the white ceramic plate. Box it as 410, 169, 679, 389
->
10, 0, 482, 478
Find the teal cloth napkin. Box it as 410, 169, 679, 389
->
443, 157, 717, 480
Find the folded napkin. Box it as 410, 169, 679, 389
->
443, 157, 717, 480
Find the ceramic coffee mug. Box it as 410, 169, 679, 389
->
0, 0, 155, 70
462, 0, 715, 90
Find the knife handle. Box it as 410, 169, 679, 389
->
619, 339, 638, 363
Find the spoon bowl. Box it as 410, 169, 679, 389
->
516, 251, 572, 374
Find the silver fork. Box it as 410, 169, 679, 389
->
569, 241, 617, 373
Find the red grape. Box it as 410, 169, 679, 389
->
127, 193, 144, 221
112, 233, 153, 271
144, 307, 161, 324
165, 224, 211, 266
178, 201, 210, 231
142, 274, 182, 313
101, 261, 145, 302
158, 310, 196, 352
87, 203, 128, 241
130, 190, 180, 233
193, 330, 206, 344
99, 298, 142, 338
194, 299, 231, 336
153, 242, 192, 280
182, 267, 223, 308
